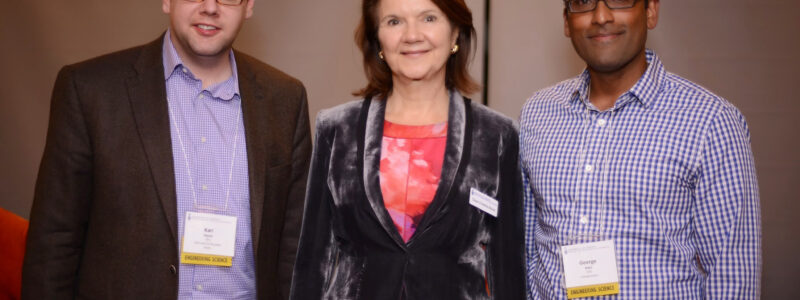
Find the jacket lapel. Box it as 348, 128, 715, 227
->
235, 54, 268, 256
407, 92, 470, 245
358, 92, 471, 248
360, 98, 408, 249
123, 39, 273, 253
126, 36, 179, 244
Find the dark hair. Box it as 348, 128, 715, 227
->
353, 0, 480, 99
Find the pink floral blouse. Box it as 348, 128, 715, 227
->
379, 120, 448, 242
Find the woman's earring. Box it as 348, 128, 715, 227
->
451, 45, 459, 54
378, 51, 385, 60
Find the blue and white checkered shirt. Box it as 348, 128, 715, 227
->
163, 31, 256, 299
520, 50, 761, 299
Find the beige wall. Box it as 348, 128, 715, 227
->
0, 0, 485, 219
1, 1, 798, 298
237, 0, 486, 118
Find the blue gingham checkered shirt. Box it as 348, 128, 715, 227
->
520, 50, 761, 299
163, 31, 256, 299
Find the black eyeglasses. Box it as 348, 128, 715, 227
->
564, 0, 638, 13
182, 0, 246, 6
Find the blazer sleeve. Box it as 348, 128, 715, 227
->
289, 115, 336, 300
22, 65, 93, 299
278, 87, 313, 299
489, 125, 526, 300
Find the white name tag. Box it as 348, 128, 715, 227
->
561, 239, 620, 298
469, 188, 498, 217
181, 212, 237, 267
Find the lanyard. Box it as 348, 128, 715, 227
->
166, 92, 242, 213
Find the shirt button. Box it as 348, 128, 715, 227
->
201, 137, 207, 143
596, 119, 607, 127
182, 68, 188, 73
580, 215, 589, 225
198, 94, 204, 99
584, 164, 594, 173
196, 284, 203, 291
201, 185, 208, 191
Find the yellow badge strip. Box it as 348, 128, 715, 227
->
181, 252, 233, 267
566, 283, 619, 299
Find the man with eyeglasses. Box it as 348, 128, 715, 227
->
22, 0, 311, 299
520, 0, 761, 299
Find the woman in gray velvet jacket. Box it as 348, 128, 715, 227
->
289, 0, 525, 299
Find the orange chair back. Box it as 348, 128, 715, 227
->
0, 208, 28, 300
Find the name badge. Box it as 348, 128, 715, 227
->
469, 188, 498, 217
561, 239, 620, 299
180, 211, 237, 267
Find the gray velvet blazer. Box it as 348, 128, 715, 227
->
290, 92, 525, 299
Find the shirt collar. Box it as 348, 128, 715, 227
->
565, 49, 666, 110
162, 30, 240, 101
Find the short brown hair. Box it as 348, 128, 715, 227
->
353, 0, 480, 99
